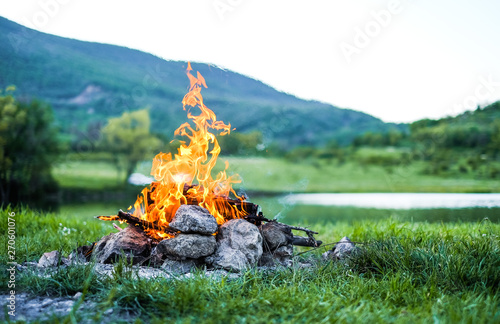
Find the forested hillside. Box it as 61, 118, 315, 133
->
410, 102, 500, 149
0, 16, 405, 148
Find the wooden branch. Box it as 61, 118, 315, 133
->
244, 213, 272, 225
186, 197, 259, 217
286, 224, 318, 236
245, 213, 322, 247
291, 235, 323, 247
96, 210, 176, 235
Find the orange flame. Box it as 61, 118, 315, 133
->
130, 62, 247, 240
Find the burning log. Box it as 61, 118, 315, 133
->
97, 210, 177, 237
185, 197, 259, 218
182, 186, 259, 218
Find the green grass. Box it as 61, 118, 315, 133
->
53, 156, 500, 194
213, 157, 500, 193
53, 160, 125, 190
1, 206, 499, 323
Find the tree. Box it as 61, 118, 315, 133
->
489, 119, 500, 156
0, 86, 60, 208
217, 131, 263, 156
100, 109, 162, 184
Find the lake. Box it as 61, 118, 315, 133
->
280, 193, 500, 209
60, 193, 500, 226
251, 193, 500, 225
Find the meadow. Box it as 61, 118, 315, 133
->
2, 153, 498, 322
53, 156, 500, 194
1, 206, 499, 323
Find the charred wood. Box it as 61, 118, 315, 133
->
291, 235, 323, 247
245, 214, 321, 247
97, 210, 177, 236
245, 213, 272, 226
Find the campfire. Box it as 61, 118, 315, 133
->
73, 63, 325, 272
97, 62, 252, 240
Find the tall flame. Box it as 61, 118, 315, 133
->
130, 63, 246, 239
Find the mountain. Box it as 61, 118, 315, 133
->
0, 17, 406, 148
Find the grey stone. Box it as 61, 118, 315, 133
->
161, 258, 199, 274
161, 258, 191, 272
38, 251, 64, 267
40, 298, 53, 308
52, 300, 74, 312
157, 234, 216, 259
169, 205, 218, 235
0, 292, 107, 322
73, 292, 83, 300
68, 243, 94, 263
147, 246, 166, 267
260, 222, 293, 251
67, 251, 87, 264
92, 263, 170, 280
259, 244, 294, 267
206, 246, 248, 272
134, 267, 171, 280
206, 219, 263, 272
93, 225, 153, 264
322, 236, 357, 260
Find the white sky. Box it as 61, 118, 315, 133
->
1, 0, 500, 123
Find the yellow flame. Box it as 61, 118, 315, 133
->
129, 62, 246, 240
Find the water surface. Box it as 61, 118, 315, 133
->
281, 193, 500, 209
